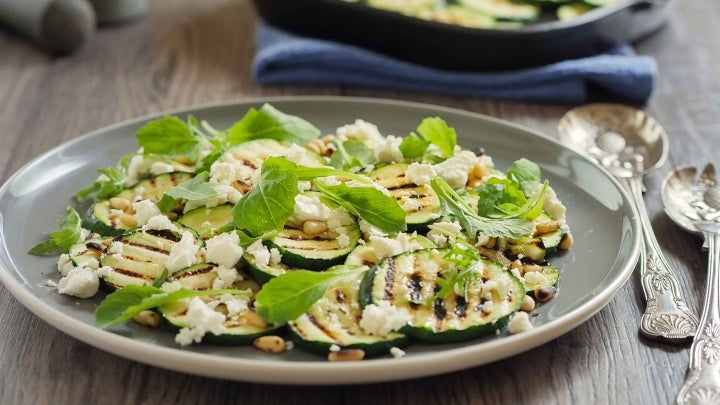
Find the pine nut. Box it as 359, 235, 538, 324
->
536, 220, 560, 234
119, 213, 138, 227
328, 348, 365, 362
253, 335, 286, 353
132, 310, 161, 327
510, 259, 523, 271
303, 220, 328, 235
559, 233, 574, 250
109, 197, 132, 210
244, 310, 268, 328
534, 285, 557, 302
522, 264, 543, 275
521, 295, 536, 312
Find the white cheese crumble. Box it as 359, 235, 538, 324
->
247, 239, 271, 267
142, 215, 180, 233
269, 247, 282, 266
125, 154, 149, 186
205, 231, 244, 268
329, 344, 341, 352
57, 253, 75, 276
335, 119, 385, 148
211, 265, 241, 290
149, 161, 175, 176
166, 231, 200, 273
359, 301, 411, 337
132, 199, 161, 226
282, 143, 309, 164
507, 311, 534, 334
433, 150, 477, 189
427, 221, 462, 247
175, 297, 227, 346
405, 163, 437, 186
390, 347, 406, 359
294, 194, 331, 222
369, 233, 422, 262
337, 233, 351, 248
58, 267, 99, 298
541, 185, 567, 225
376, 135, 404, 163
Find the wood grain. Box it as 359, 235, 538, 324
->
1, 0, 718, 404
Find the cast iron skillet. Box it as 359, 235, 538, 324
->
252, 0, 674, 71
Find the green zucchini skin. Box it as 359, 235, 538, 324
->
87, 172, 194, 236
288, 268, 409, 357
158, 263, 283, 346
361, 248, 524, 343
177, 204, 234, 239
370, 163, 440, 231
243, 252, 298, 285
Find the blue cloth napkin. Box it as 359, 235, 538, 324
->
252, 24, 658, 104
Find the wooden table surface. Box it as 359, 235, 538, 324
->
1, 1, 718, 404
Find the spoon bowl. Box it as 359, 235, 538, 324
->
663, 164, 720, 404
558, 103, 697, 343
557, 103, 669, 178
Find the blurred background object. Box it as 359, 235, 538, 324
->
0, 0, 95, 55
87, 0, 146, 25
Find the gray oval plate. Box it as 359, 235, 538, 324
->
0, 97, 640, 384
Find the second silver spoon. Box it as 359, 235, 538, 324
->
558, 104, 698, 343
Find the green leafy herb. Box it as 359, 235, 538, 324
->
232, 157, 299, 236
76, 153, 132, 200
398, 133, 431, 160
329, 139, 376, 171
28, 207, 84, 255
136, 116, 201, 161
254, 266, 366, 324
416, 117, 457, 158
314, 182, 406, 234
476, 177, 548, 220
94, 284, 251, 329
155, 171, 218, 212
425, 226, 482, 301
430, 178, 534, 239
506, 158, 541, 197
228, 104, 321, 145
294, 165, 372, 185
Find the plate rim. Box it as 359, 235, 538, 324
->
0, 96, 641, 384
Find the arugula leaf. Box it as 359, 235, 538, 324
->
430, 178, 534, 240
155, 171, 218, 212
232, 157, 298, 236
294, 165, 372, 185
417, 117, 457, 158
228, 104, 321, 145
506, 158, 541, 197
254, 266, 365, 324
28, 207, 84, 255
329, 139, 375, 171
76, 153, 132, 199
94, 284, 251, 329
314, 182, 406, 234
398, 133, 430, 160
136, 116, 201, 161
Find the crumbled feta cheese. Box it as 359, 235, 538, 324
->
405, 163, 437, 186
327, 208, 354, 230
376, 135, 404, 163
507, 311, 534, 334
80, 228, 91, 241
247, 240, 271, 267
369, 233, 422, 262
359, 301, 411, 337
175, 297, 227, 346
316, 176, 341, 187
297, 181, 312, 192
58, 267, 99, 298
57, 254, 75, 276
108, 241, 123, 255
359, 219, 386, 237
481, 300, 495, 314
166, 232, 200, 273
427, 221, 462, 247
294, 194, 331, 222
211, 265, 241, 290
481, 278, 511, 301
390, 347, 406, 359
335, 119, 385, 149
125, 154, 149, 186
433, 150, 477, 189
210, 162, 237, 185
399, 196, 421, 212
523, 271, 546, 285
142, 215, 180, 233
337, 233, 350, 248
329, 344, 341, 352
269, 247, 282, 266
541, 185, 567, 225
282, 143, 309, 164
162, 280, 182, 293
46, 279, 58, 288
132, 199, 161, 226
285, 340, 294, 351
217, 293, 249, 317
205, 231, 244, 268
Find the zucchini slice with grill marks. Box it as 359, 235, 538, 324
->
99, 226, 199, 289
344, 234, 436, 267
521, 264, 560, 294
370, 163, 440, 231
68, 237, 110, 267
158, 263, 283, 345
270, 193, 361, 270
85, 172, 194, 236
243, 252, 299, 285
360, 248, 524, 343
177, 204, 234, 239
288, 266, 409, 356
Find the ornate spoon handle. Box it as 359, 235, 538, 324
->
677, 222, 720, 404
621, 176, 698, 343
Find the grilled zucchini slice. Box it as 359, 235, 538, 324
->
370, 163, 440, 231
360, 248, 524, 342
177, 204, 234, 239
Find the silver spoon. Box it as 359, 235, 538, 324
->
663, 164, 720, 404
558, 103, 698, 343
